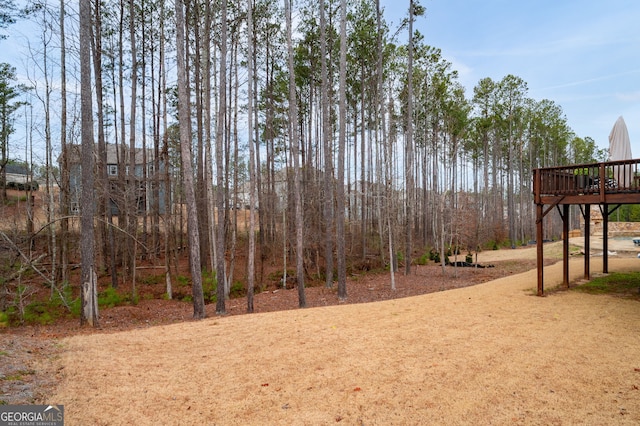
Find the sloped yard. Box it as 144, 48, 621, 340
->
48, 253, 640, 425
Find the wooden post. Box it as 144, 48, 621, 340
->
534, 169, 545, 296
584, 204, 590, 280
603, 203, 609, 274
536, 203, 544, 296
563, 204, 569, 288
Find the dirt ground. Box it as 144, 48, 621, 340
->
3, 242, 640, 425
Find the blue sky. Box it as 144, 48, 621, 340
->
382, 0, 640, 159
1, 1, 639, 164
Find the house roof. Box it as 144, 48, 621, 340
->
63, 143, 154, 165
4, 163, 29, 175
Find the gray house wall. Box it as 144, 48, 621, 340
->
63, 144, 168, 215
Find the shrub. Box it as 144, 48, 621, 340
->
140, 274, 164, 286
98, 286, 125, 308
202, 270, 217, 302
22, 302, 56, 325
68, 298, 81, 317
176, 275, 190, 287
51, 282, 80, 316
416, 252, 429, 265
230, 281, 245, 298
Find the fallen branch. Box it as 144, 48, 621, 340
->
0, 231, 71, 310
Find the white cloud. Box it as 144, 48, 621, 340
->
541, 69, 640, 91
617, 91, 640, 102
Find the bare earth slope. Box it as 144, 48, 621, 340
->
50, 250, 640, 425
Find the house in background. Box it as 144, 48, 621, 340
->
63, 144, 168, 216
2, 163, 39, 191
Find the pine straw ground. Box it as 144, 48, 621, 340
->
4, 244, 640, 425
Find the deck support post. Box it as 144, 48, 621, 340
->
562, 204, 570, 288
536, 203, 544, 296
584, 204, 590, 280
603, 203, 609, 274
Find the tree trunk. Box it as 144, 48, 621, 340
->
92, 0, 118, 289
320, 0, 334, 288
193, 5, 210, 270
58, 0, 69, 286
140, 6, 149, 263
79, 0, 98, 327
159, 3, 172, 299
175, 0, 205, 319
404, 0, 415, 276
117, 0, 128, 283
336, 0, 347, 300
285, 0, 306, 308
228, 40, 240, 298
377, 0, 395, 290
204, 2, 216, 275
128, 0, 139, 298
246, 0, 256, 313
215, 0, 228, 314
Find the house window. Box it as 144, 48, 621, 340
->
108, 165, 118, 176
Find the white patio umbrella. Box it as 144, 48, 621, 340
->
608, 116, 633, 188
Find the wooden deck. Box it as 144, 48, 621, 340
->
533, 159, 640, 295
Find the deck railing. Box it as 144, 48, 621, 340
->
534, 159, 640, 197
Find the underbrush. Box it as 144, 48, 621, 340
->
2, 282, 80, 326
2, 282, 148, 326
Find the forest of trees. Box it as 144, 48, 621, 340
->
0, 0, 608, 325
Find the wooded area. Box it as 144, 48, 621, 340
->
0, 0, 608, 325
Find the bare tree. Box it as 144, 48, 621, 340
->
376, 0, 395, 290
404, 0, 417, 276
175, 0, 205, 319
203, 2, 216, 275
127, 0, 139, 297
215, 0, 228, 315
285, 0, 305, 308
246, 0, 256, 313
319, 0, 334, 289
92, 0, 118, 289
336, 0, 347, 300
79, 0, 98, 327
58, 0, 69, 286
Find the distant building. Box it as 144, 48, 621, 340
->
62, 144, 168, 215
2, 163, 39, 191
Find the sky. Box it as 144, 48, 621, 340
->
1, 0, 639, 163
381, 0, 640, 158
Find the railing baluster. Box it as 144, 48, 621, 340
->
535, 159, 640, 197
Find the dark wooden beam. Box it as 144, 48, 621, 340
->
563, 204, 569, 288
539, 193, 640, 206
603, 203, 609, 274
584, 204, 590, 280
537, 203, 544, 296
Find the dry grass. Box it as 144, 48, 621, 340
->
49, 255, 640, 425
